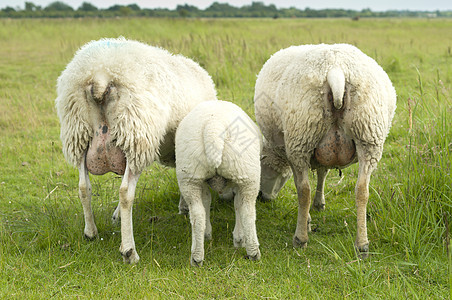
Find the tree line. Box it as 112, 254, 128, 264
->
1, 1, 451, 18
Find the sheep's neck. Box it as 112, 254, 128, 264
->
86, 121, 126, 175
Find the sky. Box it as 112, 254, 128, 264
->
2, 0, 451, 11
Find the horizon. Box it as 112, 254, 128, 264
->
2, 0, 452, 12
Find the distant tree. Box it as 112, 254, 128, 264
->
119, 6, 132, 16
178, 8, 189, 18
2, 6, 15, 12
176, 4, 199, 12
44, 1, 74, 11
78, 2, 97, 11
205, 2, 238, 12
107, 5, 122, 11
25, 2, 37, 11
127, 4, 140, 11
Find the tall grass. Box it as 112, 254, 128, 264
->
0, 18, 450, 298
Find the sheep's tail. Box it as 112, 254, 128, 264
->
327, 67, 345, 110
91, 72, 111, 103
203, 120, 225, 169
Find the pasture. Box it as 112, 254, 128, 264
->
0, 17, 450, 298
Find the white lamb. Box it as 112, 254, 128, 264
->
254, 44, 396, 255
175, 100, 262, 266
55, 37, 217, 264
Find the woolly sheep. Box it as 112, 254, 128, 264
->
175, 100, 262, 266
55, 38, 217, 264
254, 44, 396, 255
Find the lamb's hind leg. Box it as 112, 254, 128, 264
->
313, 167, 329, 211
202, 183, 212, 241
181, 182, 207, 267
354, 142, 381, 257
118, 163, 141, 264
234, 184, 260, 261
78, 153, 98, 239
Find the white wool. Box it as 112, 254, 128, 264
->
55, 37, 217, 175
255, 43, 396, 173
175, 100, 262, 266
254, 43, 397, 252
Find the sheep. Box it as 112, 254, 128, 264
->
254, 43, 397, 255
55, 37, 217, 264
175, 100, 262, 266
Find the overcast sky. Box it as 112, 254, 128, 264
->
2, 0, 451, 11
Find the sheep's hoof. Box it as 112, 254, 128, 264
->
121, 248, 140, 264
84, 233, 97, 241
111, 214, 120, 224
84, 227, 98, 240
178, 207, 189, 215
190, 257, 203, 267
293, 236, 308, 248
233, 237, 245, 248
257, 191, 272, 202
246, 249, 261, 261
312, 203, 325, 211
356, 243, 369, 259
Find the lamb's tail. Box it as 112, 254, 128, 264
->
203, 120, 225, 169
327, 67, 345, 110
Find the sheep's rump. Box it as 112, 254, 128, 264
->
254, 43, 396, 168
175, 100, 262, 185
55, 38, 216, 175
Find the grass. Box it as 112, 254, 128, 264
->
0, 17, 450, 298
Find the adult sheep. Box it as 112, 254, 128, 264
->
254, 44, 396, 255
175, 100, 262, 266
55, 37, 217, 264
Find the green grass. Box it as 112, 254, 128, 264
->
0, 18, 450, 298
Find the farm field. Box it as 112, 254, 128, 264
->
0, 17, 451, 298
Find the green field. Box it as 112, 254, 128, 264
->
0, 18, 451, 298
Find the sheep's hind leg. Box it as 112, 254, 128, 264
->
181, 182, 206, 266
234, 185, 260, 261
233, 190, 244, 248
118, 163, 141, 264
354, 142, 381, 258
292, 166, 311, 248
313, 167, 329, 211
202, 183, 212, 241
78, 154, 98, 240
178, 195, 189, 215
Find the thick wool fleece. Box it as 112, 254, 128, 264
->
254, 43, 396, 171
55, 37, 217, 175
175, 100, 262, 186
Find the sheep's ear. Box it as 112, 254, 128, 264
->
261, 155, 267, 160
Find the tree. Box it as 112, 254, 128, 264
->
44, 1, 74, 11
78, 2, 97, 11
25, 2, 37, 11
119, 6, 132, 16
127, 4, 140, 11
1, 6, 15, 12
176, 4, 199, 12
178, 8, 189, 18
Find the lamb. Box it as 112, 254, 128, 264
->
254, 44, 396, 255
55, 37, 217, 264
175, 100, 262, 266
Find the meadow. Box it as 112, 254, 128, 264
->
0, 17, 450, 298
